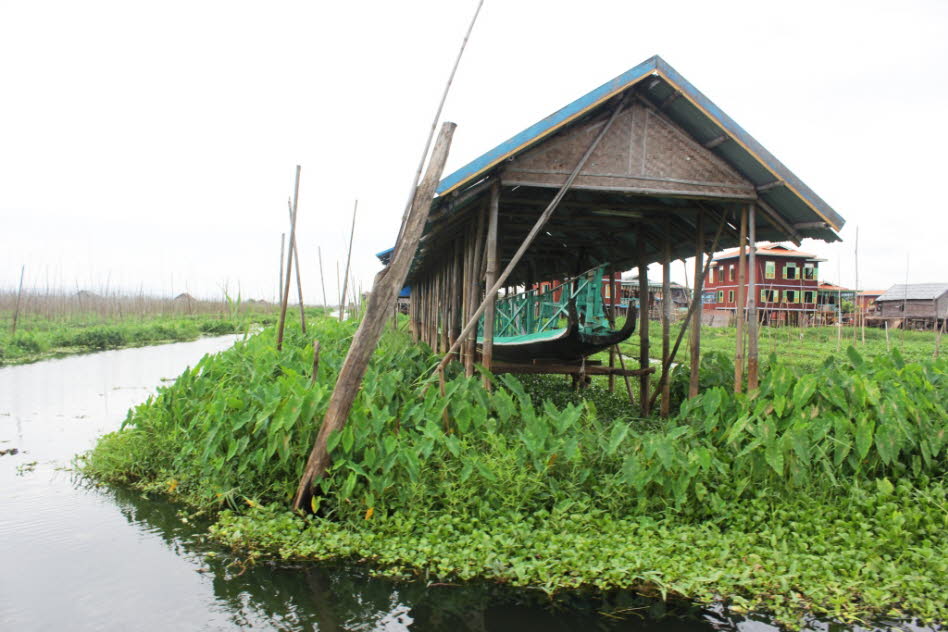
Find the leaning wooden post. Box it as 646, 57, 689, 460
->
277, 166, 302, 351
638, 227, 650, 416
11, 265, 25, 336
288, 199, 307, 334
481, 179, 500, 388
734, 205, 748, 393
688, 211, 704, 398
293, 122, 455, 512
437, 95, 629, 375
339, 201, 358, 321
661, 228, 672, 417
279, 233, 286, 303
747, 205, 759, 390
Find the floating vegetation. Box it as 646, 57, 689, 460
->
82, 316, 948, 627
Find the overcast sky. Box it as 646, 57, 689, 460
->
2, 0, 946, 301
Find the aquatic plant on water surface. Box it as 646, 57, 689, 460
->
82, 317, 948, 627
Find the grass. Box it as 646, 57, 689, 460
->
81, 315, 948, 627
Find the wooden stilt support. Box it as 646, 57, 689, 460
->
482, 179, 500, 388
747, 205, 759, 390
277, 166, 302, 351
292, 122, 455, 512
688, 211, 704, 398
638, 227, 650, 416
608, 270, 617, 393
734, 205, 748, 393
661, 227, 671, 417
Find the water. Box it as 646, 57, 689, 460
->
0, 338, 914, 631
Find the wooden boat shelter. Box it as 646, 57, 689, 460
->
381, 55, 846, 414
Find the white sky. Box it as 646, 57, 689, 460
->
2, 0, 946, 301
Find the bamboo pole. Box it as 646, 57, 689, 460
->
339, 201, 358, 321
747, 205, 759, 390
436, 95, 630, 375
288, 199, 307, 334
688, 211, 704, 398
279, 233, 285, 304
638, 227, 650, 416
292, 122, 455, 512
277, 166, 302, 351
661, 228, 671, 417
482, 179, 500, 387
608, 270, 617, 393
734, 205, 748, 393
318, 247, 328, 307
11, 265, 25, 336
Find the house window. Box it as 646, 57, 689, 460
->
804, 291, 815, 303
761, 289, 778, 303
729, 266, 735, 281
785, 290, 799, 304
803, 264, 816, 280
728, 290, 735, 303
718, 268, 725, 283
765, 261, 775, 279
784, 263, 798, 280
717, 290, 724, 303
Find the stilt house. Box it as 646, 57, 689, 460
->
392, 55, 846, 412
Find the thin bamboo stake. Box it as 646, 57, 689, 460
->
747, 205, 759, 390
279, 233, 286, 304
276, 166, 302, 351
288, 199, 307, 334
394, 0, 484, 247
11, 265, 25, 335
339, 201, 358, 321
292, 122, 455, 512
436, 94, 630, 375
734, 205, 748, 393
318, 247, 328, 307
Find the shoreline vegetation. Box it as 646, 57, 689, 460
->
81, 315, 946, 628
0, 290, 309, 365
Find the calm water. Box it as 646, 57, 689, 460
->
0, 338, 921, 631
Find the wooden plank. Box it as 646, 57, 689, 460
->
292, 122, 455, 512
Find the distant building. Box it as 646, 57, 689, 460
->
875, 283, 948, 328
703, 244, 823, 324
817, 282, 856, 323
856, 290, 884, 315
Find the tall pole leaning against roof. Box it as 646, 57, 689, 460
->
288, 198, 307, 334
436, 94, 631, 376
277, 165, 302, 351
339, 201, 357, 321
293, 122, 456, 513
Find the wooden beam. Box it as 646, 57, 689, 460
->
703, 134, 728, 149
755, 180, 783, 193
292, 122, 456, 512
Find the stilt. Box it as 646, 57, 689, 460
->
638, 227, 650, 416
734, 205, 748, 393
482, 179, 500, 388
689, 211, 704, 398
747, 205, 759, 390
661, 228, 671, 417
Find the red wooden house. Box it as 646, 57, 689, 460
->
702, 244, 823, 324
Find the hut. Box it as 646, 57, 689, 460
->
393, 55, 846, 411
875, 283, 948, 329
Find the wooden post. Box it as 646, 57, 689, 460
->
465, 205, 487, 376
638, 228, 650, 416
339, 201, 357, 321
482, 179, 500, 387
689, 211, 704, 398
935, 304, 947, 359
318, 247, 328, 308
277, 166, 302, 351
437, 94, 630, 374
311, 340, 321, 384
747, 205, 759, 390
661, 228, 671, 417
734, 205, 748, 393
11, 265, 25, 336
608, 270, 617, 393
288, 199, 307, 334
293, 122, 455, 512
279, 233, 285, 304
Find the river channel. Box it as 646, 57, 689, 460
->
0, 337, 915, 631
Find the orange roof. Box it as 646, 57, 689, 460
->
858, 290, 885, 296
819, 282, 851, 291
713, 243, 818, 261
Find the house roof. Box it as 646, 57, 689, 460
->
435, 55, 844, 242
712, 243, 820, 262
819, 282, 852, 292
876, 283, 948, 302
857, 290, 885, 297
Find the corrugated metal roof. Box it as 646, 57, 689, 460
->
876, 283, 948, 302
435, 55, 845, 243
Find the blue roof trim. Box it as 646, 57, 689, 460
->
436, 56, 660, 196
375, 247, 394, 260
652, 58, 843, 231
